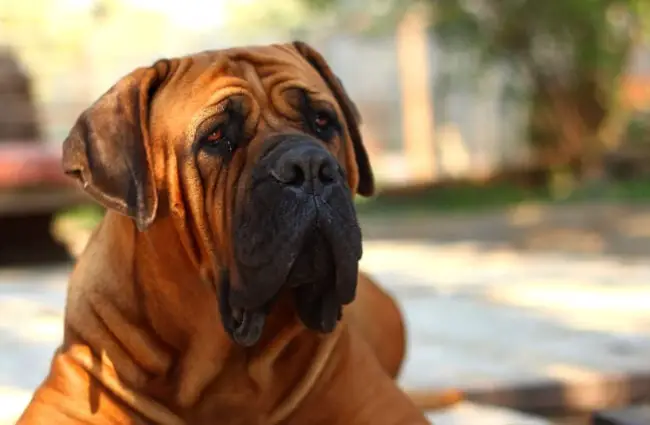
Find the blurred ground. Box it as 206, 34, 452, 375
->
4, 203, 650, 424
362, 202, 650, 258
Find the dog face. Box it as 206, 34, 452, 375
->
62, 42, 374, 347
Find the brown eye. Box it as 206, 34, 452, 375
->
308, 108, 338, 141
314, 113, 331, 130
200, 125, 236, 157
206, 127, 224, 143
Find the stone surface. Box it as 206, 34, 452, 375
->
0, 267, 67, 424
362, 241, 650, 411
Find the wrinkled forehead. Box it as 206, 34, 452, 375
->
158, 44, 333, 113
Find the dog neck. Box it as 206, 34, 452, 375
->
61, 211, 341, 424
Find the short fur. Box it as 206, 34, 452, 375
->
18, 42, 436, 425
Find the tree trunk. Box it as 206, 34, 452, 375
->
396, 5, 437, 183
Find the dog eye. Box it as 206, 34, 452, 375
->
201, 125, 235, 156
314, 113, 330, 129
311, 111, 338, 140
206, 128, 224, 144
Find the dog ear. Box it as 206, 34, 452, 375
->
292, 41, 375, 197
62, 60, 171, 231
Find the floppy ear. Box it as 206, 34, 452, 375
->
62, 60, 171, 231
292, 41, 375, 197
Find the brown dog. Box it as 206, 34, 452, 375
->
17, 42, 439, 425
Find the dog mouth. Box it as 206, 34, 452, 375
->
228, 308, 266, 347
222, 139, 363, 347
219, 238, 350, 346
220, 285, 344, 348
293, 285, 342, 333
286, 225, 345, 333
221, 209, 361, 347
219, 270, 271, 347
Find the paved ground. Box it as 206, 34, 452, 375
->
0, 266, 67, 424
363, 241, 650, 414
4, 235, 650, 423
426, 402, 550, 424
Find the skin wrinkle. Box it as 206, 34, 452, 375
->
188, 87, 250, 144
170, 81, 257, 406
100, 240, 170, 374
270, 83, 309, 123
76, 225, 163, 390
238, 61, 327, 134
189, 56, 233, 98
194, 97, 256, 265
89, 294, 170, 378
68, 346, 184, 425
206, 158, 229, 266
199, 106, 250, 275
130, 244, 179, 386
81, 296, 150, 388
241, 61, 270, 111
224, 147, 248, 264
191, 54, 360, 327
267, 325, 342, 425
226, 135, 263, 294
180, 147, 213, 268
167, 142, 201, 271
225, 49, 296, 69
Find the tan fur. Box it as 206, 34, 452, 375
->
17, 43, 458, 425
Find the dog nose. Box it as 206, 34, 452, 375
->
271, 145, 340, 194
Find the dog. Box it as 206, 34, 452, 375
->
18, 41, 457, 425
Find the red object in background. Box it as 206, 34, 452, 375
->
0, 141, 71, 189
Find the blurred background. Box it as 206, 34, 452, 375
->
1, 0, 650, 423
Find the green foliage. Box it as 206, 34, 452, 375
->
304, 0, 649, 182
431, 0, 645, 80
624, 111, 650, 145
302, 0, 647, 88
355, 178, 650, 217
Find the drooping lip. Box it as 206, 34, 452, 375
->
220, 265, 344, 346
293, 284, 343, 333
222, 198, 363, 346
219, 270, 272, 347
229, 197, 318, 309
219, 226, 320, 346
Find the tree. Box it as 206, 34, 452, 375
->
303, 0, 650, 184
433, 0, 648, 181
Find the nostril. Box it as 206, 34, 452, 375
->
290, 164, 305, 187
319, 163, 336, 184
270, 147, 340, 191
271, 161, 306, 186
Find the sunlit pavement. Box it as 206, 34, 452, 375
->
4, 241, 650, 423
0, 267, 68, 424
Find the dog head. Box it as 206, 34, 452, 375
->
62, 42, 374, 347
